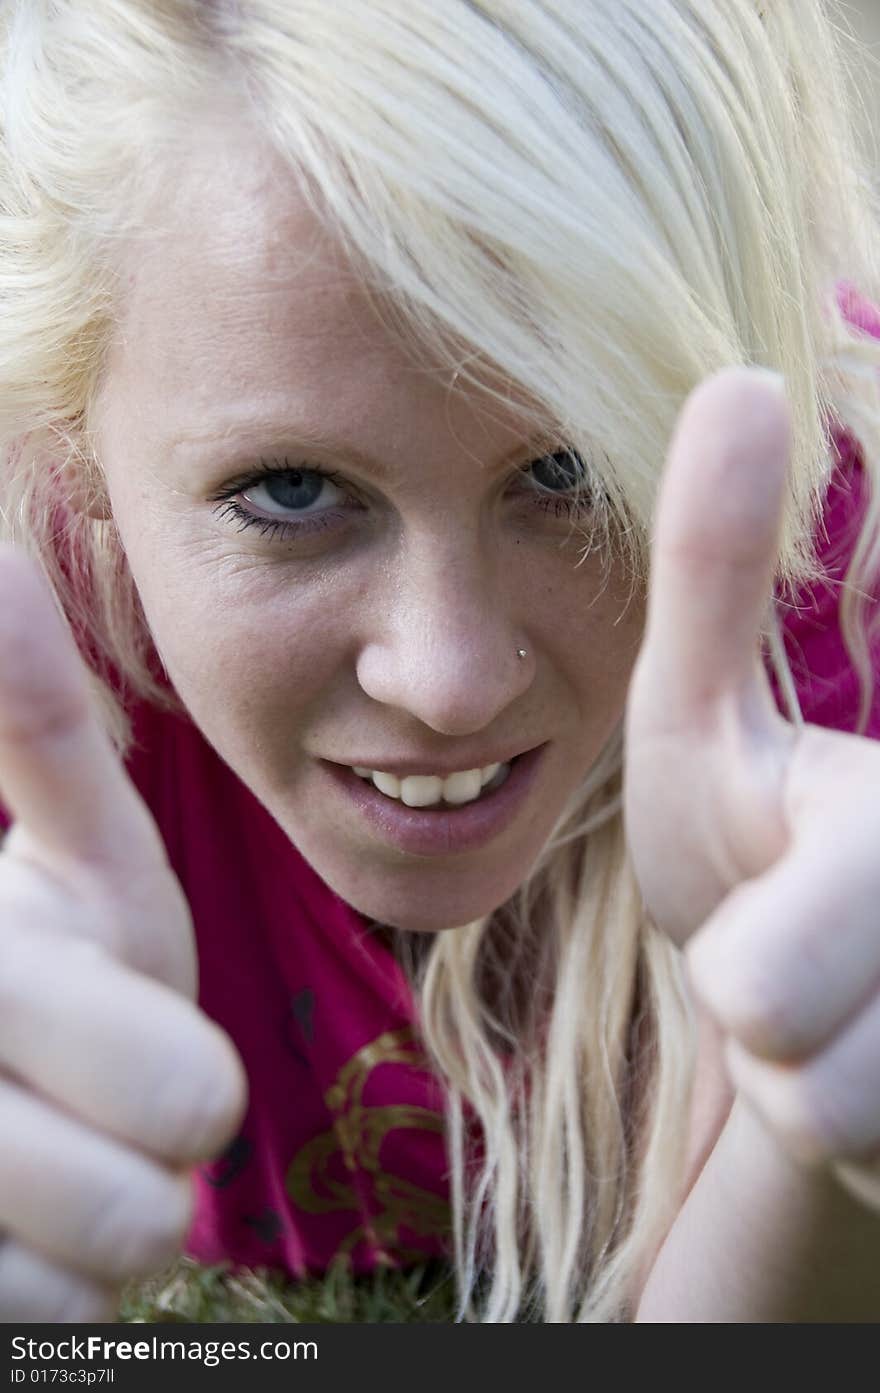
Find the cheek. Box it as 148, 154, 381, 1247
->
528, 553, 646, 720
118, 524, 355, 749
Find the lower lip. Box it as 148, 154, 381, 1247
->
321, 745, 548, 856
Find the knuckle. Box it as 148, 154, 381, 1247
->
0, 872, 107, 983
55, 1280, 120, 1324
0, 929, 109, 1055
0, 1239, 118, 1324
101, 874, 197, 996
726, 966, 802, 1056
147, 1029, 248, 1163
0, 642, 88, 749
723, 929, 838, 1062
78, 1167, 193, 1283
773, 1072, 849, 1164
801, 1073, 867, 1159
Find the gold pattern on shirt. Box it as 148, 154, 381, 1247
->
285, 1027, 450, 1263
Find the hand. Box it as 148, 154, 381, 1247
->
623, 369, 880, 1209
0, 546, 248, 1321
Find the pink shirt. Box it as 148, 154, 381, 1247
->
766, 422, 880, 734
1, 315, 879, 1280
121, 699, 452, 1276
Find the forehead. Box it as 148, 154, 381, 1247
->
109, 124, 409, 405
97, 113, 544, 471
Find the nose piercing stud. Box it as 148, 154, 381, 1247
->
516, 648, 527, 660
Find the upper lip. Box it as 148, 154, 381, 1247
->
327, 744, 542, 777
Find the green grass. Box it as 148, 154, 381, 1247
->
118, 1256, 460, 1323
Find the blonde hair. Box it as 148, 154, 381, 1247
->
2, 0, 880, 1321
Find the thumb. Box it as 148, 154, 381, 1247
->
623, 370, 797, 944
636, 367, 791, 729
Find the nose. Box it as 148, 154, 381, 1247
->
355, 539, 534, 737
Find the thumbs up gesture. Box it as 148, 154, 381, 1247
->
0, 547, 248, 1321
624, 369, 880, 1209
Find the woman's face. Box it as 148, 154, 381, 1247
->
93, 122, 645, 931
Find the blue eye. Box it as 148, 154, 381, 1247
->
209, 459, 353, 541
256, 469, 326, 510
527, 449, 588, 493
520, 449, 597, 521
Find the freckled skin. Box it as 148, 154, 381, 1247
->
93, 116, 645, 932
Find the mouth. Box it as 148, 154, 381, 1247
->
350, 759, 512, 809
319, 744, 549, 857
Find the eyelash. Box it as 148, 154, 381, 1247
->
210, 461, 352, 543
209, 453, 595, 543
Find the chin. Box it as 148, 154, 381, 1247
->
315, 857, 522, 934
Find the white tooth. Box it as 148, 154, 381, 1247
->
443, 769, 483, 804
353, 766, 372, 778
480, 763, 501, 787
400, 774, 444, 808
372, 770, 401, 798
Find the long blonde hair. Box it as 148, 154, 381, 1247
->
2, 0, 880, 1321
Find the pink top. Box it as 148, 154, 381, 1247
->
118, 699, 452, 1276
1, 302, 879, 1280
766, 424, 880, 733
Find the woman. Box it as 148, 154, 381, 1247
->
1, 0, 879, 1322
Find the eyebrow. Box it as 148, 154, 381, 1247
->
167, 416, 395, 477
164, 412, 551, 479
